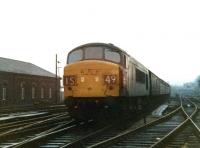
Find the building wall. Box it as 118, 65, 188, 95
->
0, 71, 60, 106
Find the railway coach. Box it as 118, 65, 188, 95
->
63, 43, 170, 120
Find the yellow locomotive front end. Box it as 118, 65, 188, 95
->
63, 43, 125, 120
64, 60, 120, 98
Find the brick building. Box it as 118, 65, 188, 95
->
0, 57, 60, 106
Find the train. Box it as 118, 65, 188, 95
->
63, 43, 170, 120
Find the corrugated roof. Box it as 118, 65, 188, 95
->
0, 57, 55, 78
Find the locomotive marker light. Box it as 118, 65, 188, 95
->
81, 76, 85, 82
95, 76, 99, 82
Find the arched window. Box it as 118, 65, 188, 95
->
20, 82, 25, 100
41, 87, 44, 99
2, 82, 7, 101
32, 87, 35, 99
2, 88, 6, 100
49, 88, 52, 99
32, 83, 36, 99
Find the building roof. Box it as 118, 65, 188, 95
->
0, 57, 56, 78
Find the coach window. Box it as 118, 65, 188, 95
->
105, 48, 121, 63
68, 49, 83, 64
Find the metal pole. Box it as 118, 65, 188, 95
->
55, 54, 57, 104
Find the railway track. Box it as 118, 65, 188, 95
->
5, 100, 178, 148
0, 112, 73, 147
0, 105, 68, 124
163, 99, 200, 148
0, 112, 69, 133
88, 107, 184, 148
3, 98, 199, 148
77, 98, 200, 148
0, 104, 67, 116
53, 101, 180, 148
6, 119, 102, 148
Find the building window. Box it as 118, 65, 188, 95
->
2, 82, 7, 101
49, 88, 52, 99
2, 87, 6, 100
41, 88, 44, 99
21, 87, 25, 100
21, 82, 25, 100
32, 87, 35, 99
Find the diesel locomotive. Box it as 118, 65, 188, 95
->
63, 43, 170, 120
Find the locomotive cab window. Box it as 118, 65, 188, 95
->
68, 49, 83, 64
105, 48, 121, 63
85, 46, 103, 59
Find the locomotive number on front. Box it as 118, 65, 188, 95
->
104, 75, 117, 84
64, 75, 76, 86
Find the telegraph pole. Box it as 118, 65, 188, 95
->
55, 54, 58, 104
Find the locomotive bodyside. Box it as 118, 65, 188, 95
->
126, 57, 150, 97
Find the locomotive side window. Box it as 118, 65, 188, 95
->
136, 68, 146, 84
85, 46, 103, 59
123, 55, 127, 68
146, 74, 148, 90
105, 48, 121, 63
68, 49, 83, 64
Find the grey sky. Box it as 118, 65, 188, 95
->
0, 0, 200, 85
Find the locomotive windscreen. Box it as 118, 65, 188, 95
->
68, 49, 83, 64
67, 46, 121, 64
85, 46, 104, 59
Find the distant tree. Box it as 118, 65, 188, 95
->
198, 76, 200, 87
170, 75, 200, 98
194, 75, 200, 96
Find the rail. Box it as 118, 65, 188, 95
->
87, 98, 200, 148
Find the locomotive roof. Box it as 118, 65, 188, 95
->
0, 57, 56, 78
70, 43, 170, 86
70, 43, 129, 55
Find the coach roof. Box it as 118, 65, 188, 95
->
0, 57, 55, 78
